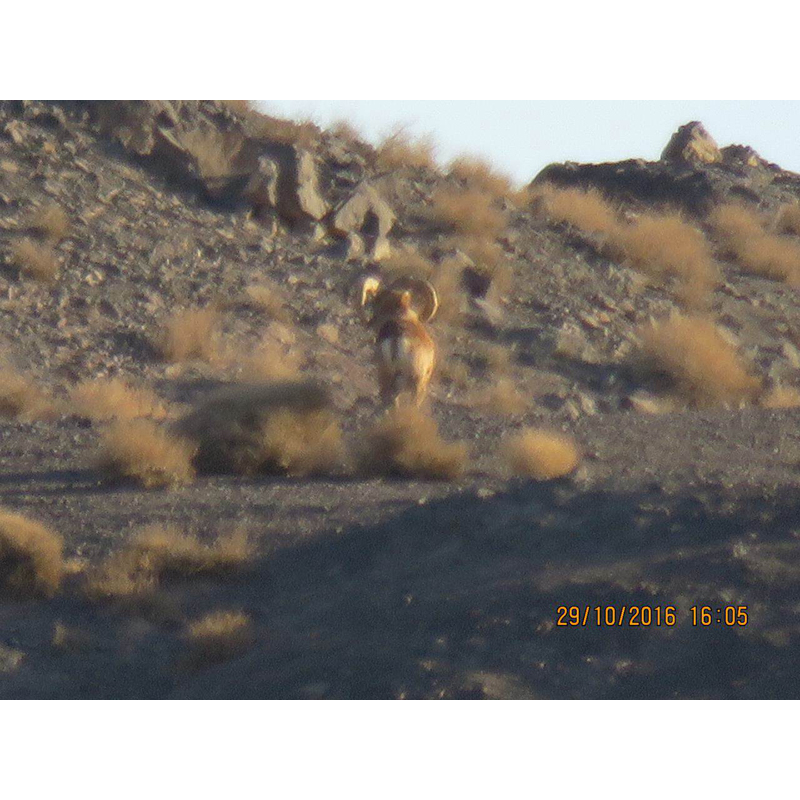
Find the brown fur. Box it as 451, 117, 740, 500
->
368, 290, 436, 407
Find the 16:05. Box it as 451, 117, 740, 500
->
691, 606, 748, 626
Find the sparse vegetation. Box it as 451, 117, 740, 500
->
431, 188, 506, 239
761, 385, 800, 409
709, 202, 800, 285
29, 203, 69, 242
71, 378, 167, 422
0, 509, 63, 598
539, 186, 619, 235
242, 281, 291, 322
470, 378, 527, 415
86, 525, 252, 604
0, 366, 54, 420
359, 406, 468, 480
239, 335, 303, 382
10, 238, 59, 283
159, 307, 220, 363
175, 381, 343, 476
184, 611, 254, 667
774, 202, 800, 237
448, 155, 514, 198
375, 127, 437, 171
638, 314, 762, 406
502, 429, 581, 480
98, 420, 196, 488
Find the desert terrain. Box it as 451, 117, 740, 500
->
1, 102, 800, 698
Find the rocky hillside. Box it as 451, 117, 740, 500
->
2, 103, 800, 698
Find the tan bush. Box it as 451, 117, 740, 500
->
448, 155, 514, 198
375, 128, 437, 171
10, 238, 59, 283
502, 429, 581, 480
98, 420, 196, 488
775, 203, 800, 237
761, 385, 800, 409
709, 203, 800, 285
606, 212, 718, 300
239, 336, 303, 382
174, 381, 343, 476
86, 526, 252, 603
29, 203, 69, 242
359, 406, 468, 480
184, 611, 254, 667
159, 307, 220, 363
431, 188, 506, 239
540, 186, 619, 235
0, 509, 63, 598
638, 314, 761, 406
71, 378, 167, 421
0, 366, 54, 420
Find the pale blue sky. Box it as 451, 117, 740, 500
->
256, 101, 800, 187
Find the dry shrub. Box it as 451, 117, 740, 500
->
330, 119, 363, 144
448, 155, 514, 198
606, 212, 718, 300
0, 509, 63, 598
160, 307, 220, 363
10, 238, 59, 283
71, 378, 167, 422
502, 429, 581, 480
98, 420, 195, 488
359, 406, 468, 480
85, 526, 251, 608
380, 247, 436, 281
29, 203, 69, 242
174, 381, 343, 476
470, 379, 527, 415
243, 281, 290, 322
775, 203, 800, 237
761, 385, 800, 409
638, 314, 761, 406
375, 128, 437, 171
0, 366, 54, 420
185, 611, 253, 667
540, 186, 619, 235
431, 188, 506, 239
709, 203, 800, 284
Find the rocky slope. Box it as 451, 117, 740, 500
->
1, 104, 800, 698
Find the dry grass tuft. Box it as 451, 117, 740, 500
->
0, 509, 63, 598
431, 188, 506, 239
0, 366, 55, 420
448, 155, 514, 198
71, 378, 167, 422
98, 420, 196, 488
540, 187, 717, 301
761, 385, 800, 409
159, 307, 220, 363
540, 186, 619, 235
380, 247, 436, 281
10, 238, 59, 283
638, 314, 762, 406
502, 429, 581, 480
359, 406, 468, 480
184, 610, 254, 667
29, 204, 69, 242
174, 381, 343, 476
375, 128, 437, 171
606, 212, 718, 301
85, 525, 252, 611
709, 203, 800, 285
774, 203, 800, 237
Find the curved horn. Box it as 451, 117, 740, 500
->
388, 277, 439, 322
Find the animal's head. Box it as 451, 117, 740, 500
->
360, 275, 439, 326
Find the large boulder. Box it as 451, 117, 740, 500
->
331, 182, 395, 240
272, 146, 328, 223
661, 121, 722, 165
